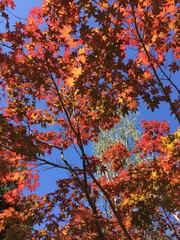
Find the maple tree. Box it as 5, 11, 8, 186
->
0, 0, 180, 239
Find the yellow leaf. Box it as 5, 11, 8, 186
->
118, 97, 123, 103
78, 47, 86, 55
27, 55, 32, 59
65, 77, 74, 88
102, 35, 107, 41
130, 193, 139, 201
94, 28, 99, 33
121, 198, 130, 206
151, 171, 157, 178
72, 66, 82, 78
32, 113, 37, 120
167, 142, 174, 150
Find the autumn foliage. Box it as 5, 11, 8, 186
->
0, 0, 179, 239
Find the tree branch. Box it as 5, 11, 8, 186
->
130, 2, 180, 123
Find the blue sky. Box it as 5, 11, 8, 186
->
2, 0, 179, 198
8, 0, 42, 19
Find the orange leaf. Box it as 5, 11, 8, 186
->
60, 25, 72, 41
65, 77, 74, 88
129, 100, 138, 110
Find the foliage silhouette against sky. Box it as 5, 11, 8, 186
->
6, 0, 179, 199
0, 0, 179, 239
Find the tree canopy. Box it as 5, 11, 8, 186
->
0, 0, 179, 239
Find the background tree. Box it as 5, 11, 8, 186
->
93, 113, 142, 212
92, 114, 141, 225
0, 0, 179, 239
93, 114, 179, 239
93, 113, 141, 164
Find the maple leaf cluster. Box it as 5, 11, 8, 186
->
0, 0, 179, 239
